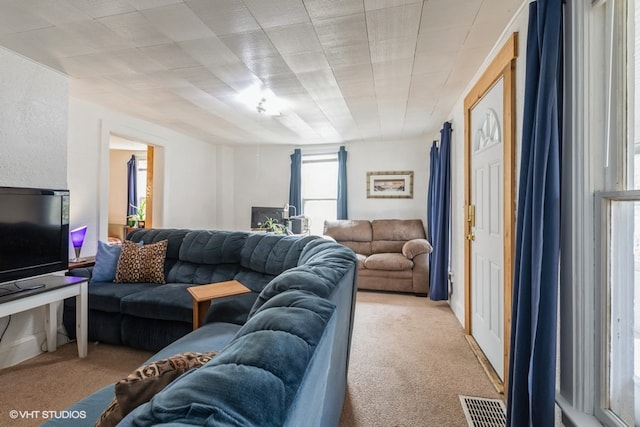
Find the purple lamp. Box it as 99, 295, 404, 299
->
70, 226, 88, 262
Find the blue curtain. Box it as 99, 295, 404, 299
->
506, 1, 563, 426
427, 141, 440, 242
337, 146, 348, 219
429, 122, 452, 301
127, 155, 137, 218
289, 148, 302, 215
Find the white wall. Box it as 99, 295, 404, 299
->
447, 5, 529, 324
0, 47, 69, 368
67, 98, 220, 255
228, 137, 432, 232
346, 138, 431, 222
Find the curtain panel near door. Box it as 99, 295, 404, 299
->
127, 155, 137, 219
289, 149, 302, 215
427, 141, 440, 242
337, 146, 348, 220
506, 1, 563, 426
429, 122, 452, 301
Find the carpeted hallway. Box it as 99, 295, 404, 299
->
0, 291, 501, 427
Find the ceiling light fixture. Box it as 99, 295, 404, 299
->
237, 85, 284, 116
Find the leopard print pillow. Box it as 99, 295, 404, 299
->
95, 351, 218, 427
114, 239, 168, 284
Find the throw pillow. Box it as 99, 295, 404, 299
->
90, 241, 123, 283
95, 351, 218, 427
114, 239, 168, 284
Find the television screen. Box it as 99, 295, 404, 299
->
0, 187, 69, 284
251, 206, 284, 229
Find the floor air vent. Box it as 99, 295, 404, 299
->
459, 395, 506, 427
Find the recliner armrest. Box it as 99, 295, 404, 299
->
402, 239, 433, 259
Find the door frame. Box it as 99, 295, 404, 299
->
463, 32, 518, 391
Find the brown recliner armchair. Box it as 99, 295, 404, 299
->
323, 219, 432, 296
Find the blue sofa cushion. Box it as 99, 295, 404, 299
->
120, 283, 194, 323
86, 282, 160, 313
249, 242, 357, 316
179, 230, 247, 265
122, 291, 335, 427
240, 234, 318, 275
91, 241, 123, 283
165, 231, 247, 284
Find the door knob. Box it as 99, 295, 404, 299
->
466, 232, 475, 241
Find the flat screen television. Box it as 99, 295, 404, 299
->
250, 206, 284, 229
0, 186, 70, 285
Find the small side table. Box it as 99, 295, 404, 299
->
187, 280, 251, 330
68, 256, 96, 270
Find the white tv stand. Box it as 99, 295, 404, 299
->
0, 275, 88, 358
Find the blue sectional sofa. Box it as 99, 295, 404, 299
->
51, 228, 358, 426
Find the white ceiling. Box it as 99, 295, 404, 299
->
0, 0, 522, 146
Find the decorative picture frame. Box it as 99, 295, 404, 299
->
366, 171, 414, 199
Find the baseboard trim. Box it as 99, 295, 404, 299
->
464, 334, 505, 395
0, 332, 45, 369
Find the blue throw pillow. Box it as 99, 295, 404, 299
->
91, 241, 124, 283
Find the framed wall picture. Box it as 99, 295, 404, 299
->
366, 171, 414, 198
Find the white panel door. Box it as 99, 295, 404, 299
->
470, 78, 504, 380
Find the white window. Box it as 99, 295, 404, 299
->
597, 0, 640, 425
301, 153, 338, 235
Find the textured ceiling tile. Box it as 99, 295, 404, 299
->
265, 23, 323, 56
0, 32, 55, 61
56, 53, 132, 77
314, 14, 367, 49
364, 0, 422, 12
98, 11, 172, 47
372, 58, 413, 81
141, 3, 214, 42
112, 48, 166, 74
178, 37, 240, 67
138, 43, 202, 70
244, 55, 292, 79
262, 72, 307, 97
0, 3, 51, 35
416, 26, 468, 54
324, 42, 371, 68
282, 52, 331, 73
186, 0, 259, 36
304, 0, 364, 20
0, 0, 519, 145
243, 0, 309, 29
365, 2, 421, 43
207, 61, 257, 86
67, 0, 137, 18
420, 0, 482, 32
127, 0, 184, 10
370, 37, 417, 63
28, 26, 98, 58
17, 0, 91, 26
58, 20, 133, 52
413, 51, 456, 75
219, 30, 278, 61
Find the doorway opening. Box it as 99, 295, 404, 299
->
108, 134, 156, 243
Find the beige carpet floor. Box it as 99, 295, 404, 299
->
339, 291, 502, 426
0, 291, 502, 427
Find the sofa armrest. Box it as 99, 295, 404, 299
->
402, 239, 433, 260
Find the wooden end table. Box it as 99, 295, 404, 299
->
187, 280, 251, 330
